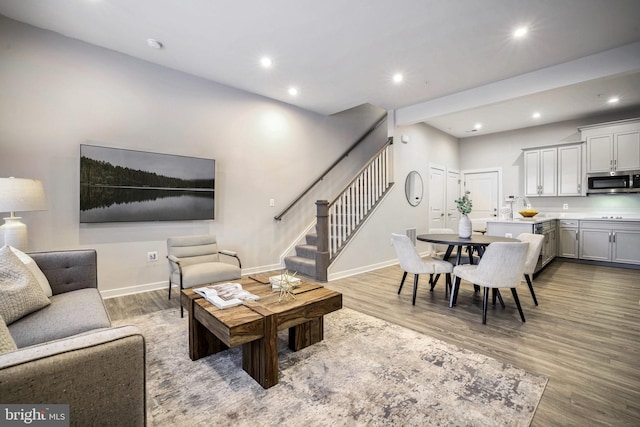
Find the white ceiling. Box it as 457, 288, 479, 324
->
1, 0, 640, 138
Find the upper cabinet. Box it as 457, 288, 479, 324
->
581, 119, 640, 174
523, 143, 583, 197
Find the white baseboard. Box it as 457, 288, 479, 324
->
327, 250, 431, 281
100, 263, 285, 299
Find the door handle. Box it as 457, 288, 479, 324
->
612, 232, 616, 243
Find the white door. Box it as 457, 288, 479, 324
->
429, 165, 446, 230
446, 170, 460, 230
461, 169, 500, 221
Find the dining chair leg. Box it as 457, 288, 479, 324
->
492, 288, 497, 306
445, 273, 451, 298
398, 271, 408, 294
495, 289, 505, 308
511, 288, 526, 322
524, 274, 539, 306
482, 287, 490, 324
412, 274, 420, 305
450, 276, 461, 307
431, 274, 441, 290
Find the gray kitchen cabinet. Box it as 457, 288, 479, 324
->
524, 147, 557, 197
582, 119, 640, 173
557, 219, 579, 258
557, 144, 584, 196
579, 221, 640, 265
540, 221, 557, 267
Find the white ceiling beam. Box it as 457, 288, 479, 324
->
394, 41, 640, 127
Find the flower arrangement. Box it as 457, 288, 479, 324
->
455, 191, 473, 215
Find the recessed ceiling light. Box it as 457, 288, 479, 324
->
607, 96, 620, 104
474, 123, 483, 130
532, 112, 541, 119
260, 57, 273, 68
146, 38, 163, 49
288, 87, 298, 96
393, 73, 403, 84
513, 26, 528, 38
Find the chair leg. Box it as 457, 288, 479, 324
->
445, 273, 451, 298
431, 274, 441, 290
450, 276, 461, 307
525, 274, 539, 306
495, 289, 505, 308
398, 271, 408, 294
511, 288, 526, 322
168, 277, 172, 300
492, 288, 497, 306
412, 274, 420, 305
482, 287, 489, 324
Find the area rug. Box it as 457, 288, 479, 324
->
115, 308, 547, 426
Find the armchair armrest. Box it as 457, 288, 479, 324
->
167, 254, 181, 265
0, 326, 146, 426
219, 249, 242, 268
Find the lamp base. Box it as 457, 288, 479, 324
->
1, 216, 28, 251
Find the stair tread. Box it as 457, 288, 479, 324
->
285, 255, 315, 265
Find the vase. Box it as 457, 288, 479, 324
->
458, 214, 472, 238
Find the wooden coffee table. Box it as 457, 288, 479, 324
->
181, 276, 342, 389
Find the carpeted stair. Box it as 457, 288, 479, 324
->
284, 231, 318, 278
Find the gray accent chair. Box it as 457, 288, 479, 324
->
517, 233, 545, 306
1, 249, 146, 426
167, 234, 242, 316
391, 233, 453, 305
452, 242, 529, 324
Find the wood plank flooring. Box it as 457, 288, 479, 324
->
104, 260, 640, 426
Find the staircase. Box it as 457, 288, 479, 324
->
284, 229, 319, 278
284, 139, 394, 280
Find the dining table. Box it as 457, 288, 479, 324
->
416, 233, 521, 307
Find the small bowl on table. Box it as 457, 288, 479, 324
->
519, 209, 538, 218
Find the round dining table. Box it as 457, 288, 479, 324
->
416, 233, 521, 307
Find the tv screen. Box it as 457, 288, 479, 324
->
80, 144, 215, 223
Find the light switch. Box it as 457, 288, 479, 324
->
269, 198, 275, 207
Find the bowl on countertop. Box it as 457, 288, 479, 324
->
519, 209, 538, 218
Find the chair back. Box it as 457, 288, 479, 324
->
167, 235, 220, 274
472, 242, 529, 288
517, 233, 545, 275
391, 233, 426, 274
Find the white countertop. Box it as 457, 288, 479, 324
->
484, 214, 640, 224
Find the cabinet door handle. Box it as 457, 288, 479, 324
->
614, 159, 617, 170
575, 230, 578, 240
612, 232, 616, 243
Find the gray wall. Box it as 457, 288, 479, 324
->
0, 17, 386, 295
460, 110, 640, 215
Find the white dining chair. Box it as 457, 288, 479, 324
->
391, 233, 453, 305
517, 233, 545, 306
451, 241, 529, 324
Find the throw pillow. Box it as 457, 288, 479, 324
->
0, 245, 51, 325
8, 245, 53, 297
0, 314, 18, 354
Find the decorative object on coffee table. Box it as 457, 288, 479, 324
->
270, 270, 300, 302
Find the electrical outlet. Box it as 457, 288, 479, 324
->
269, 198, 275, 207
147, 251, 158, 262
505, 233, 512, 238
563, 203, 569, 210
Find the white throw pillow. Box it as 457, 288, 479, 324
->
0, 245, 51, 325
0, 314, 17, 354
8, 245, 53, 297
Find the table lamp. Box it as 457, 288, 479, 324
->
0, 177, 48, 251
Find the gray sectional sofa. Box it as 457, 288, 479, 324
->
0, 250, 146, 426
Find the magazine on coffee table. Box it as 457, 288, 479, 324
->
193, 282, 260, 309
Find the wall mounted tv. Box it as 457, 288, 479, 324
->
80, 144, 215, 223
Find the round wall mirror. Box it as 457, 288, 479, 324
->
405, 171, 423, 206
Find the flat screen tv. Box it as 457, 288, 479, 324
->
80, 144, 215, 223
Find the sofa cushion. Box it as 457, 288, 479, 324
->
0, 246, 51, 325
9, 246, 53, 297
8, 288, 111, 348
0, 315, 17, 354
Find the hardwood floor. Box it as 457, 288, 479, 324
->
104, 260, 640, 426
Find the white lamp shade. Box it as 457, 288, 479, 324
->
0, 177, 48, 213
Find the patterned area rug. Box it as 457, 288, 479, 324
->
115, 308, 547, 426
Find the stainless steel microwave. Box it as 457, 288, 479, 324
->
587, 171, 640, 194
